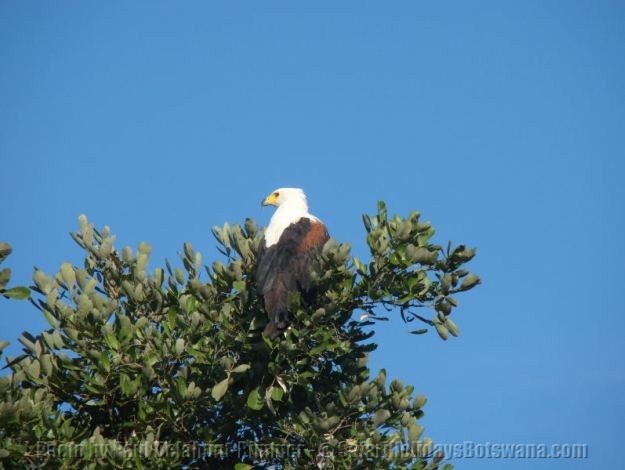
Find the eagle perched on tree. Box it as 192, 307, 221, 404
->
256, 188, 329, 339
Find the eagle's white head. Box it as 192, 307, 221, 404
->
261, 187, 319, 246
261, 187, 308, 210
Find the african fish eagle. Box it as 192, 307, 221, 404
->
256, 188, 329, 339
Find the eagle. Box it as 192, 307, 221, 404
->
256, 188, 330, 339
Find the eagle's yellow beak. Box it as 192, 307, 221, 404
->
261, 192, 279, 207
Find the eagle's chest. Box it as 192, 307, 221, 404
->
265, 214, 318, 247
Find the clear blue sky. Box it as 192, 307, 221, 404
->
1, 1, 623, 468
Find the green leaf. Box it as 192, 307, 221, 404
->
247, 387, 264, 410
211, 378, 229, 401
0, 340, 9, 351
0, 268, 10, 289
409, 246, 437, 264
100, 353, 111, 372
414, 394, 427, 409
120, 374, 132, 395
286, 291, 301, 311
42, 309, 60, 329
3, 286, 30, 300
434, 321, 449, 341
244, 218, 257, 236
60, 262, 76, 287
136, 253, 149, 272
232, 364, 251, 374
417, 226, 435, 246
175, 338, 185, 356
0, 242, 12, 263
234, 464, 253, 470
372, 409, 391, 426
409, 329, 428, 335
28, 359, 41, 378
99, 236, 115, 257
167, 308, 177, 331
362, 214, 372, 232
377, 200, 387, 219
270, 387, 284, 402
408, 423, 424, 442
138, 241, 152, 255
459, 273, 481, 291
445, 318, 460, 337
451, 245, 476, 262
103, 329, 120, 351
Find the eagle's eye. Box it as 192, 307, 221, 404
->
274, 192, 280, 197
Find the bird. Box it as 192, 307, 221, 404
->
256, 188, 330, 339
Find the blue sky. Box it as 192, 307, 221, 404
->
1, 1, 623, 468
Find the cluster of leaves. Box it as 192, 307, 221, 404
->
0, 203, 479, 469
0, 243, 29, 301
353, 202, 480, 340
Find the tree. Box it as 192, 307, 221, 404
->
0, 202, 479, 469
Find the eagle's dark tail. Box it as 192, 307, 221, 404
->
263, 310, 290, 339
